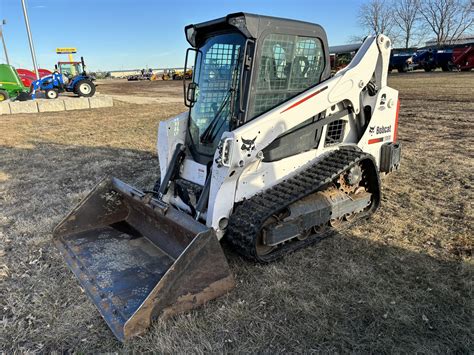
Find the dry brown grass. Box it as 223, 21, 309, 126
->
1, 73, 473, 353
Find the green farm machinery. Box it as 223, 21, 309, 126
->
0, 64, 30, 101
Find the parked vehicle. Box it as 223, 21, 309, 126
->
53, 13, 401, 341
31, 57, 96, 99
412, 48, 456, 72
162, 68, 193, 80
16, 68, 52, 88
0, 64, 30, 101
127, 68, 154, 81
329, 43, 361, 72
389, 48, 417, 72
453, 45, 474, 71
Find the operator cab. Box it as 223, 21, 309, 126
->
183, 12, 331, 164
58, 62, 83, 78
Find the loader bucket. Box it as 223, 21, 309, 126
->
53, 177, 235, 341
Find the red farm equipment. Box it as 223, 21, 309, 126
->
16, 69, 36, 87
453, 45, 474, 71
16, 68, 53, 88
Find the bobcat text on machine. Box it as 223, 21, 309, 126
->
53, 13, 401, 341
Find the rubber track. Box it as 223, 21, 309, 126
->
227, 148, 379, 263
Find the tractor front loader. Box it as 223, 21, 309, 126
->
54, 13, 401, 341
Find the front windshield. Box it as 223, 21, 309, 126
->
59, 63, 82, 77
189, 32, 245, 156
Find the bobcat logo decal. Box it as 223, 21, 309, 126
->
241, 136, 257, 152
369, 126, 375, 135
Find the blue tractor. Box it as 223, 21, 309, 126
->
412, 47, 455, 72
31, 57, 96, 99
389, 48, 417, 72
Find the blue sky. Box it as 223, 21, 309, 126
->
1, 0, 365, 71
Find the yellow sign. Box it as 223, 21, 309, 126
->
56, 47, 77, 54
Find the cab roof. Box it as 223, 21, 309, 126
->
185, 12, 327, 47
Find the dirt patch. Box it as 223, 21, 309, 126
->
1, 72, 473, 352
96, 79, 184, 98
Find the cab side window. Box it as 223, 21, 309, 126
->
250, 34, 325, 118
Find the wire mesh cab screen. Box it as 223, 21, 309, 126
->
250, 34, 325, 119
189, 32, 245, 157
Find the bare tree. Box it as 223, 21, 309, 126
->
393, 0, 421, 48
419, 0, 474, 46
358, 0, 396, 38
347, 34, 368, 43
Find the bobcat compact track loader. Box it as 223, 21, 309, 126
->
54, 13, 401, 341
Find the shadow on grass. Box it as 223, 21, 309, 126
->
0, 142, 472, 353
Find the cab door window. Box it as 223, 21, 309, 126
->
250, 34, 325, 118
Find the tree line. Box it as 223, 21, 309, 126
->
358, 0, 473, 48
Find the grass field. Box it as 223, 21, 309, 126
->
1, 72, 473, 352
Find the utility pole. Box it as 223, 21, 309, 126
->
0, 19, 10, 65
20, 0, 39, 79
